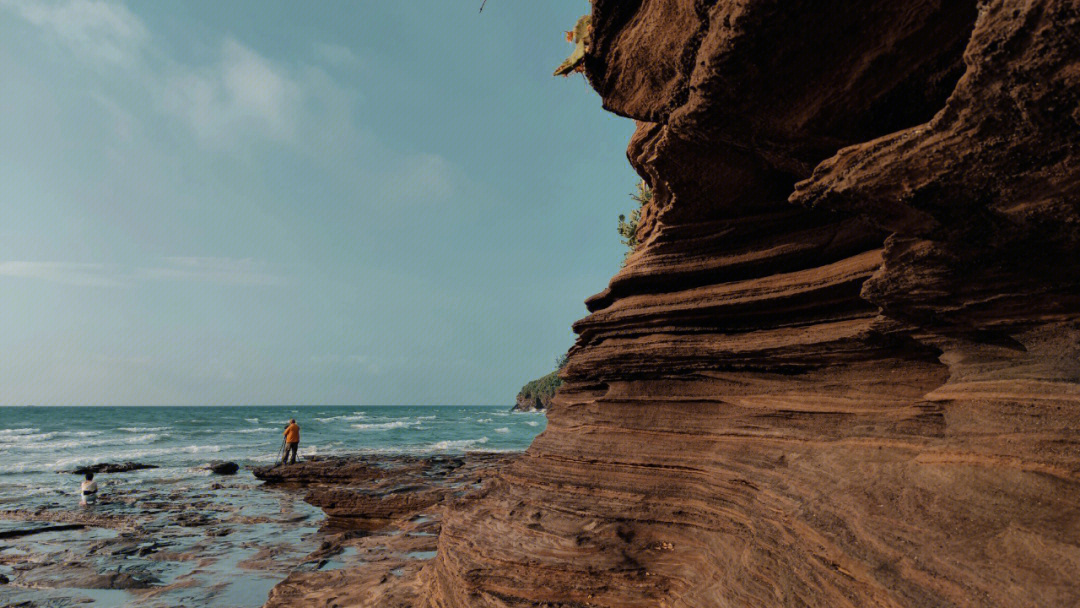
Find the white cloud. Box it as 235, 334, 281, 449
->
137, 256, 286, 286
313, 42, 363, 69
378, 153, 458, 202
0, 0, 148, 67
0, 257, 285, 287
3, 0, 463, 201
89, 91, 136, 141
0, 261, 121, 286
307, 353, 384, 375
160, 39, 303, 146
3, 3, 307, 148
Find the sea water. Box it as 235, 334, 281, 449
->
0, 405, 545, 607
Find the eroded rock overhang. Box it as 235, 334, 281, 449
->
423, 2, 1080, 606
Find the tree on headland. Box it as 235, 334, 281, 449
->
514, 352, 570, 412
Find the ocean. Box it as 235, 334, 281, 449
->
0, 405, 546, 606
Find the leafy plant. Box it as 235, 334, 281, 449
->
554, 14, 592, 76
618, 180, 652, 261
555, 352, 569, 370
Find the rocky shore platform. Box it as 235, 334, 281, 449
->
252, 452, 516, 607
0, 465, 325, 606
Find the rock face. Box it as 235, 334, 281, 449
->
412, 2, 1080, 607
511, 393, 544, 412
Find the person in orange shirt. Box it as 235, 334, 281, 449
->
282, 419, 300, 465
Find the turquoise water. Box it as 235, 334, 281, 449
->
0, 405, 545, 606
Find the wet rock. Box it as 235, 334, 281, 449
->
0, 523, 85, 539
0, 508, 134, 529
208, 461, 239, 475
65, 462, 158, 475
262, 454, 510, 608
252, 457, 383, 484
253, 453, 514, 535
174, 512, 215, 527
73, 571, 158, 590
138, 544, 161, 557
23, 564, 159, 590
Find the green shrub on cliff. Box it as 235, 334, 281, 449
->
515, 354, 569, 411
618, 180, 652, 262
518, 370, 562, 402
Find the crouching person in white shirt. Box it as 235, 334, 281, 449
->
80, 472, 98, 506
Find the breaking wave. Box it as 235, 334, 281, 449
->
316, 413, 367, 423
425, 437, 489, 452
351, 421, 418, 431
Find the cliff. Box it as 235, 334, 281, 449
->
512, 370, 561, 412
293, 2, 1080, 605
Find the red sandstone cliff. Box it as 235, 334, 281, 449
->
292, 2, 1080, 606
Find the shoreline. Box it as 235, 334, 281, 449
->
252, 452, 517, 607
0, 450, 518, 607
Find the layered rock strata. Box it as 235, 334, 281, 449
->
276, 2, 1080, 606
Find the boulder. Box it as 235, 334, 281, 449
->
67, 462, 158, 475
207, 461, 239, 475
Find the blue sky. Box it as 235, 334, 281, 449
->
0, 1, 637, 405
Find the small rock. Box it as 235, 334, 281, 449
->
208, 461, 239, 475
0, 573, 9, 584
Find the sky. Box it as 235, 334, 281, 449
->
0, 0, 638, 405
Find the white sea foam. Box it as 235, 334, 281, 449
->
476, 418, 493, 423
0, 431, 57, 444
351, 421, 417, 431
526, 421, 540, 427
60, 430, 104, 437
118, 426, 170, 432
426, 437, 488, 451
0, 427, 38, 436
250, 453, 282, 463
19, 432, 167, 452
494, 427, 510, 433
317, 413, 367, 423
245, 417, 259, 423
0, 485, 57, 496
416, 415, 436, 420
247, 443, 348, 463
0, 444, 234, 474
224, 427, 275, 434
0, 461, 52, 474
109, 444, 225, 460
